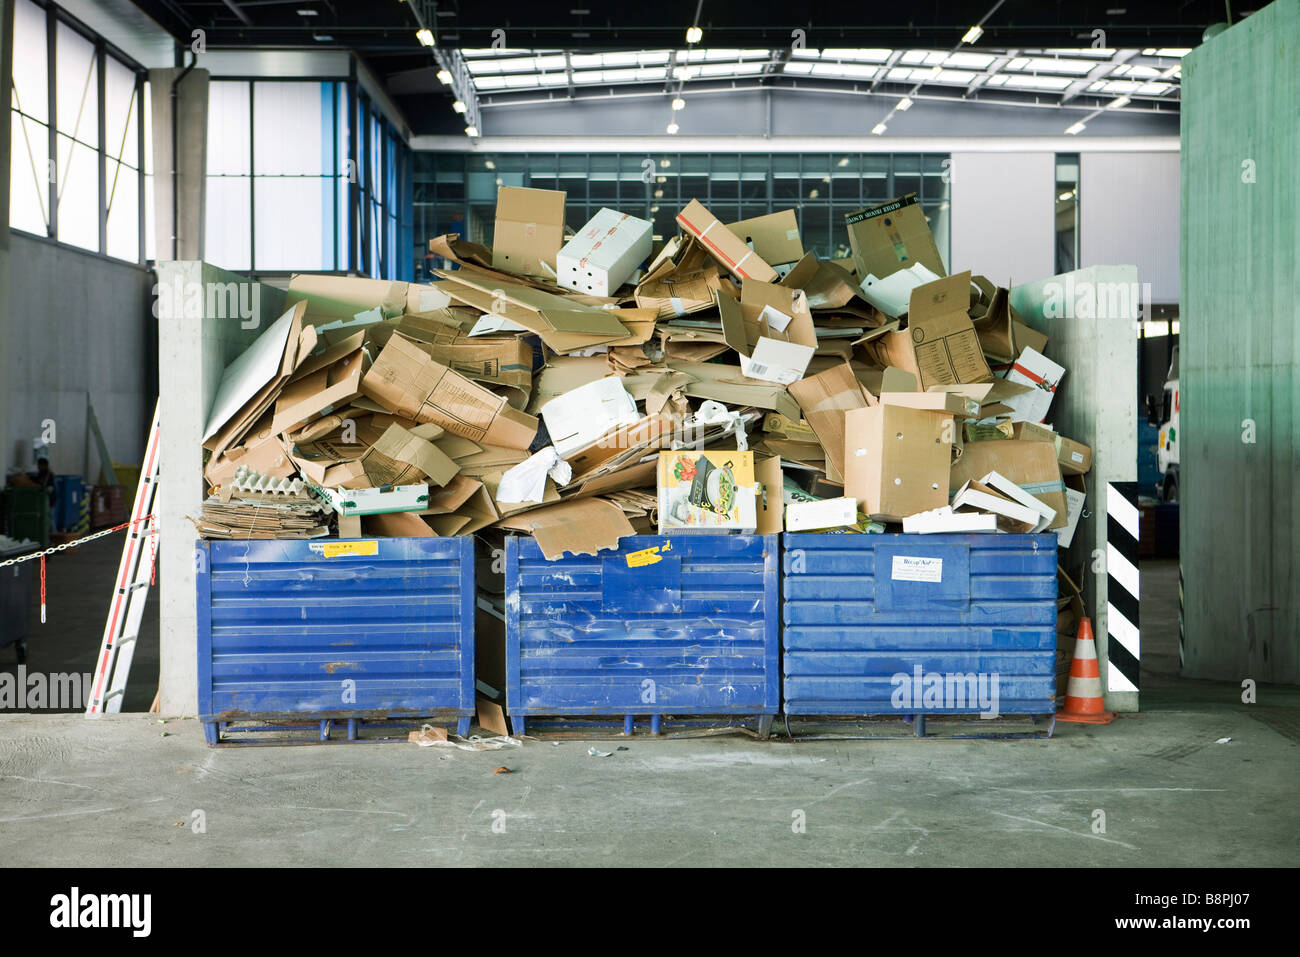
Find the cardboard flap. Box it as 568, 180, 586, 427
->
726, 209, 803, 266
496, 498, 634, 560
908, 270, 974, 323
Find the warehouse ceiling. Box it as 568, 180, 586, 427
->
128, 1, 1249, 135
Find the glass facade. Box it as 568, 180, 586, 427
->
8, 0, 147, 262
203, 80, 412, 279
412, 151, 951, 282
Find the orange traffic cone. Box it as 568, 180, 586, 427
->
1057, 616, 1114, 724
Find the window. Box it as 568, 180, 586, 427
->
8, 0, 147, 262
1055, 153, 1080, 274
202, 79, 403, 277
412, 151, 953, 276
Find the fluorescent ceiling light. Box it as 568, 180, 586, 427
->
671, 97, 685, 110
896, 96, 913, 111
1107, 95, 1132, 109
485, 160, 495, 170
296, 8, 317, 15
464, 125, 479, 137
686, 26, 703, 44
871, 122, 887, 135
416, 28, 435, 47
1065, 121, 1086, 135
961, 25, 983, 44
666, 122, 679, 134
452, 100, 467, 113
436, 69, 452, 85
1058, 190, 1076, 201
837, 157, 850, 167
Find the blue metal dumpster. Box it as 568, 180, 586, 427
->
196, 536, 475, 745
505, 534, 780, 737
782, 533, 1058, 734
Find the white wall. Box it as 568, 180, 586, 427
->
1081, 151, 1180, 302
949, 151, 1057, 286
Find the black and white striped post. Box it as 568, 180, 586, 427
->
1105, 482, 1141, 696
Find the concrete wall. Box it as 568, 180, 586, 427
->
1180, 0, 1300, 685
4, 234, 154, 482
1011, 265, 1141, 711
1081, 152, 1181, 303
157, 261, 286, 715
949, 151, 1056, 286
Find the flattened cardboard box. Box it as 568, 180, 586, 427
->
726, 209, 804, 267
362, 334, 538, 450
844, 193, 946, 282
496, 497, 634, 560
665, 359, 802, 421
780, 253, 864, 311
403, 326, 533, 402
288, 274, 408, 326
676, 199, 778, 283
844, 405, 952, 521
269, 341, 369, 437
949, 439, 1067, 530
866, 271, 993, 389
491, 185, 566, 278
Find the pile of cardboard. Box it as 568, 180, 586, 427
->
196, 186, 1092, 558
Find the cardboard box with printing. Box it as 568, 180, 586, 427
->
861, 271, 993, 389
361, 334, 538, 450
658, 450, 758, 533
845, 193, 946, 282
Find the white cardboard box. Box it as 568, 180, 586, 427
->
540, 376, 640, 458
556, 208, 653, 297
1002, 347, 1066, 423
786, 496, 858, 531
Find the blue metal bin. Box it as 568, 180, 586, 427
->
505, 534, 780, 736
196, 536, 475, 745
782, 533, 1058, 731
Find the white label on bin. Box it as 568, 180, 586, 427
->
1071, 451, 1084, 463
891, 555, 943, 582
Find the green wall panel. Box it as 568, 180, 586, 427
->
1180, 0, 1300, 683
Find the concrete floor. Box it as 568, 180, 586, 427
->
1, 556, 1297, 867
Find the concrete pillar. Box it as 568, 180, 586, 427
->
1, 0, 14, 478
1180, 0, 1300, 685
148, 67, 209, 262
156, 261, 286, 716
1010, 265, 1141, 712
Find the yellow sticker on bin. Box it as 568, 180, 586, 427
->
311, 540, 379, 558
625, 541, 671, 567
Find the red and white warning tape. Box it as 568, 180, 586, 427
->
0, 515, 156, 623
